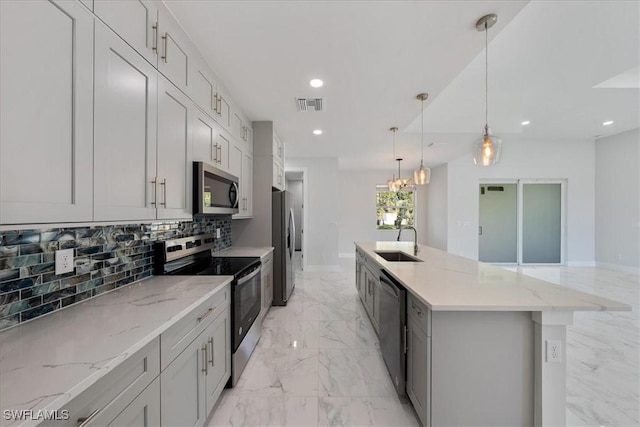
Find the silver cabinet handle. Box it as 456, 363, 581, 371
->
197, 307, 213, 322
201, 345, 208, 374
213, 93, 218, 113
161, 33, 168, 63
217, 95, 222, 116
208, 337, 214, 366
77, 409, 100, 427
217, 145, 222, 164
212, 143, 217, 163
479, 226, 483, 235
403, 325, 408, 354
160, 178, 167, 206
152, 24, 158, 53
150, 179, 157, 206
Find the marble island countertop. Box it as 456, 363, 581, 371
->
356, 241, 630, 312
0, 275, 232, 421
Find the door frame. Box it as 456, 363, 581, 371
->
479, 179, 566, 265
517, 179, 566, 265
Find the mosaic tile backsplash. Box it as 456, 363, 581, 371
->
0, 216, 232, 331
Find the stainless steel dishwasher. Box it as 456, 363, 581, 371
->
379, 269, 407, 400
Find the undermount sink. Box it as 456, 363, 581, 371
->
374, 250, 423, 262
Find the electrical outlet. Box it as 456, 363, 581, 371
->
55, 249, 75, 275
216, 228, 221, 239
546, 340, 562, 363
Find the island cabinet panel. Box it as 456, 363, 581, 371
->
0, 0, 94, 224
407, 316, 430, 426
430, 311, 534, 427
106, 377, 160, 426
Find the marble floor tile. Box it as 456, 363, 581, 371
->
261, 316, 320, 350
318, 397, 419, 427
318, 319, 379, 349
208, 394, 318, 427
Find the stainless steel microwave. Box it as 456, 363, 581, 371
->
193, 161, 239, 215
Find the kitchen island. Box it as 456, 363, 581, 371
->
355, 241, 630, 427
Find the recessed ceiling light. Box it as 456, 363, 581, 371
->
309, 79, 323, 88
603, 120, 614, 126
313, 129, 323, 135
521, 120, 530, 126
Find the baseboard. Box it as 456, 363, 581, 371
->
339, 252, 355, 259
304, 265, 342, 273
595, 262, 640, 275
566, 261, 596, 267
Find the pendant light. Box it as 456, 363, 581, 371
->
472, 13, 502, 167
395, 158, 410, 189
387, 127, 400, 192
414, 93, 431, 184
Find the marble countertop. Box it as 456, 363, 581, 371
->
213, 246, 274, 258
0, 275, 232, 423
355, 241, 630, 312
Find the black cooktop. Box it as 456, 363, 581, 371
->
168, 256, 260, 278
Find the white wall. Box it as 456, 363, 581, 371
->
446, 137, 596, 263
286, 157, 339, 270
595, 128, 640, 269
422, 163, 448, 251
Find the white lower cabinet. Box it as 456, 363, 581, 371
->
42, 338, 160, 426
158, 286, 230, 427
161, 304, 231, 427
260, 251, 274, 320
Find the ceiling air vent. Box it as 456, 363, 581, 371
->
296, 98, 325, 112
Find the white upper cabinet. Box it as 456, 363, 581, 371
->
80, 0, 93, 11
0, 0, 94, 225
157, 3, 193, 94
190, 54, 217, 117
157, 77, 193, 220
93, 23, 158, 222
94, 0, 158, 66
192, 109, 231, 172
234, 148, 253, 219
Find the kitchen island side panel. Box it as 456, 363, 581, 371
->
430, 310, 534, 426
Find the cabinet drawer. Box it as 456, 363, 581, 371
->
161, 284, 230, 370
42, 337, 160, 426
408, 293, 431, 336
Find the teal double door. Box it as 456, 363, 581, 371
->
479, 181, 563, 264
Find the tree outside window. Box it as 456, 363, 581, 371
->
376, 186, 415, 230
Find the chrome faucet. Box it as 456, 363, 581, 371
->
397, 225, 419, 255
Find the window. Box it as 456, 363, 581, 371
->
376, 185, 415, 230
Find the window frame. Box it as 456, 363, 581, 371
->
375, 185, 416, 230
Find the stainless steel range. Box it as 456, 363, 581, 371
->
154, 234, 261, 387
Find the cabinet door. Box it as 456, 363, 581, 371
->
0, 0, 93, 224
157, 77, 192, 220
94, 0, 158, 66
106, 378, 160, 426
216, 134, 231, 172
273, 134, 284, 164
205, 308, 231, 415
190, 55, 217, 118
272, 162, 284, 191
407, 317, 430, 426
157, 4, 192, 93
192, 109, 218, 166
242, 151, 253, 217
214, 89, 231, 131
232, 111, 243, 142
161, 333, 207, 427
229, 141, 243, 180
94, 23, 158, 221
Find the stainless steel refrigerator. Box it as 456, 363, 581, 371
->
272, 190, 295, 305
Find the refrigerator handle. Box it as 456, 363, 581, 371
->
289, 208, 295, 259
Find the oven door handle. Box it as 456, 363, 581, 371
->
237, 266, 261, 285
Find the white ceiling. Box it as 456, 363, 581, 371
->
164, 0, 640, 172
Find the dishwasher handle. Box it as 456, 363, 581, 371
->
379, 270, 404, 299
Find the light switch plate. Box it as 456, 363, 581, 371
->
55, 249, 75, 275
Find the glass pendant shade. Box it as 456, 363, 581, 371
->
472, 127, 502, 166
388, 177, 399, 192
414, 161, 431, 185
